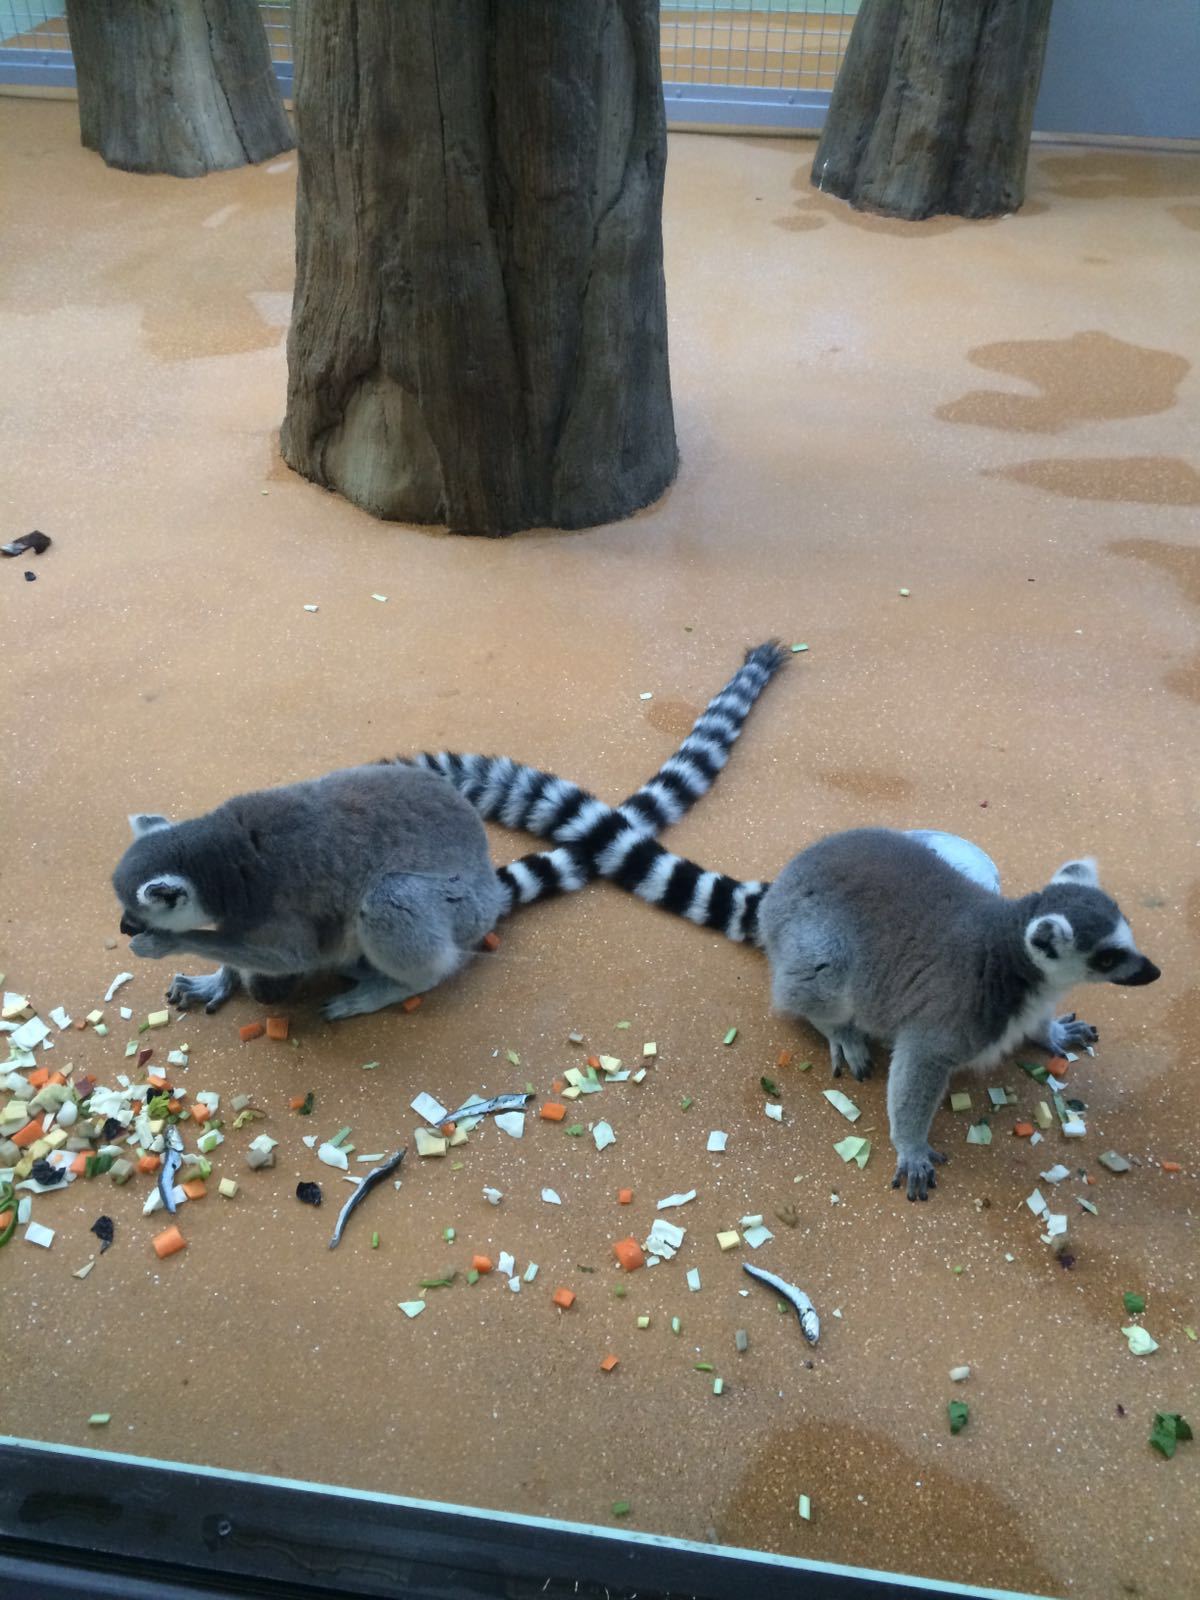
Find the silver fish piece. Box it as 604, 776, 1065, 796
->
742, 1262, 820, 1344
328, 1147, 405, 1249
444, 1092, 530, 1122
159, 1125, 184, 1215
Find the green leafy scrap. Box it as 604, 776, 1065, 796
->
297, 1091, 315, 1116
1149, 1413, 1192, 1460
760, 1076, 779, 1097
948, 1401, 969, 1435
1123, 1292, 1146, 1316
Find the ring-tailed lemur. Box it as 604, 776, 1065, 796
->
420, 772, 1159, 1201
113, 643, 787, 1022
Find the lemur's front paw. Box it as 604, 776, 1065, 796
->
167, 969, 237, 1013
1046, 1012, 1099, 1054
891, 1146, 948, 1203
130, 930, 177, 959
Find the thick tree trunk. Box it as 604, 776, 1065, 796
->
813, 0, 1053, 220
65, 0, 293, 177
281, 0, 678, 536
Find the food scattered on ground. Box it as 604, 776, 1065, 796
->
948, 1400, 969, 1435
1149, 1413, 1192, 1459
822, 1089, 861, 1123
329, 1148, 405, 1249
1123, 1326, 1159, 1356
1, 529, 52, 557
743, 1263, 819, 1343
296, 1181, 322, 1206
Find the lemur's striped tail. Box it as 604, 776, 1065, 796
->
410, 641, 786, 930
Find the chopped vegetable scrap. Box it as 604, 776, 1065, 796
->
1123, 1292, 1146, 1315
833, 1135, 870, 1168
948, 1401, 969, 1435
613, 1237, 646, 1272
329, 1148, 404, 1249
1122, 1326, 1159, 1357
296, 1182, 322, 1207
822, 1089, 861, 1123
1149, 1413, 1193, 1459
599, 1354, 620, 1373
552, 1287, 576, 1310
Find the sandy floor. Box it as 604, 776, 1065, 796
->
2, 98, 1199, 1600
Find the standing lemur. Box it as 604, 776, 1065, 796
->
421, 772, 1159, 1202
113, 643, 787, 1021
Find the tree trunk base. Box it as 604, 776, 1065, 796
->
813, 0, 1052, 221
281, 1, 677, 536
66, 0, 293, 177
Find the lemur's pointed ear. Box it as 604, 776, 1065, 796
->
128, 813, 171, 839
1051, 858, 1098, 888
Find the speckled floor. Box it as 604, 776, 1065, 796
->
1, 98, 1198, 1600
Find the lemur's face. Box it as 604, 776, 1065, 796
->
1024, 859, 1161, 991
113, 813, 206, 936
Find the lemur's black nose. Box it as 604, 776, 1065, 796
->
1115, 958, 1160, 987
120, 913, 146, 936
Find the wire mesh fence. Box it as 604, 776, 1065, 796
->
0, 1, 857, 103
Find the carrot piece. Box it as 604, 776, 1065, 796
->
11, 1120, 43, 1149
439, 1122, 457, 1137
265, 1015, 289, 1040
152, 1225, 186, 1259
472, 1254, 494, 1275
28, 1067, 50, 1090
776, 1049, 793, 1069
586, 1055, 601, 1071
47, 1071, 66, 1086
552, 1287, 576, 1310
1013, 1122, 1035, 1138
70, 1152, 88, 1175
617, 1188, 634, 1206
1162, 1161, 1182, 1173
401, 995, 422, 1014
288, 1095, 307, 1111
181, 1179, 207, 1200
1049, 1058, 1069, 1078
482, 931, 501, 952
190, 1104, 211, 1123
551, 1078, 565, 1094
167, 1099, 182, 1114
0, 1211, 12, 1234
612, 1237, 646, 1272
540, 1103, 567, 1122
239, 1021, 265, 1042
138, 1154, 161, 1174
599, 1354, 620, 1373
73, 1019, 86, 1031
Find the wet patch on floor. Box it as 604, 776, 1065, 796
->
645, 697, 703, 741
722, 1419, 1062, 1595
937, 333, 1190, 434
818, 767, 915, 805
991, 456, 1200, 506
775, 160, 1048, 237
1107, 538, 1200, 700
1035, 150, 1200, 202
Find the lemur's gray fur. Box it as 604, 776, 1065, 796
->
113, 644, 787, 1021
758, 830, 1158, 1200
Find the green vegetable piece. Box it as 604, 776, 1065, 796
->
948, 1400, 969, 1435
419, 1274, 456, 1289
467, 1269, 480, 1285
0, 1183, 16, 1249
670, 1316, 681, 1335
1077, 1198, 1099, 1216
360, 1061, 380, 1071
232, 1108, 264, 1130
680, 1096, 693, 1112
760, 1076, 779, 1097
613, 1284, 627, 1299
713, 1378, 725, 1395
1019, 1061, 1050, 1083
565, 1124, 585, 1137
1149, 1412, 1193, 1459
1123, 1292, 1146, 1315
330, 1126, 352, 1148
791, 643, 808, 653
297, 1091, 314, 1116
694, 1362, 714, 1372
797, 1060, 812, 1072
1186, 1327, 1198, 1342
524, 1081, 535, 1096
146, 1094, 171, 1120
616, 1021, 631, 1030
723, 1028, 738, 1046
371, 1232, 380, 1250
137, 1020, 150, 1034
611, 1501, 631, 1518
88, 1413, 111, 1427
505, 1049, 520, 1066
965, 1121, 992, 1146
443, 1227, 456, 1243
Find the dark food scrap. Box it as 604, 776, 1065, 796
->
296, 1181, 323, 1207
2, 530, 51, 557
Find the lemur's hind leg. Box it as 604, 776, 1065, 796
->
245, 972, 302, 1005
321, 873, 473, 1021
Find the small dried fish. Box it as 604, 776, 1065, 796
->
444, 1091, 530, 1122
742, 1262, 820, 1345
329, 1147, 405, 1249
159, 1125, 184, 1215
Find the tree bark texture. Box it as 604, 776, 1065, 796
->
813, 0, 1053, 220
281, 1, 678, 536
65, 0, 293, 177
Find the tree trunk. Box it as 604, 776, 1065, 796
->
281, 1, 678, 536
813, 0, 1053, 220
65, 0, 293, 177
